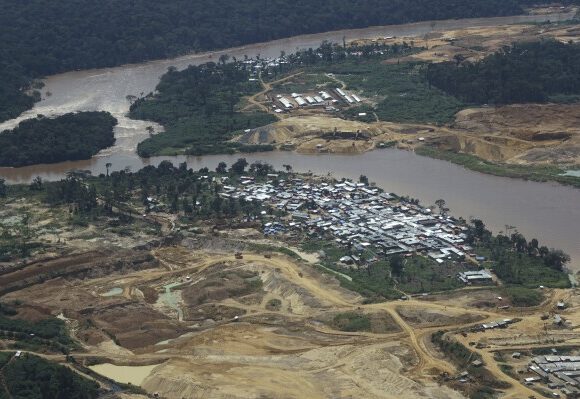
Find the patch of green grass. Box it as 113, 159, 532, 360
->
0, 352, 12, 367
417, 146, 580, 189
272, 73, 335, 93
301, 240, 347, 262
332, 312, 371, 332
342, 104, 376, 123
325, 60, 464, 125
266, 298, 282, 311
501, 286, 543, 307
246, 243, 301, 259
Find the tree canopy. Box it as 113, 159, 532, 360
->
0, 0, 541, 123
0, 112, 117, 167
427, 40, 580, 105
131, 62, 276, 156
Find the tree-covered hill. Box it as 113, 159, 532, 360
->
426, 40, 580, 105
0, 112, 117, 167
0, 0, 534, 123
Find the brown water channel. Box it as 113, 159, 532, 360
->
0, 12, 578, 270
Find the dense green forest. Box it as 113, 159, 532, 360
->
0, 0, 556, 123
132, 63, 276, 156
426, 40, 580, 104
0, 353, 99, 399
0, 112, 117, 167
0, 72, 38, 123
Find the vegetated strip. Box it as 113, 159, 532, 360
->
0, 352, 99, 399
416, 146, 580, 189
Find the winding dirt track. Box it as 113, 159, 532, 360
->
138, 251, 547, 394
241, 71, 304, 115
5, 250, 568, 398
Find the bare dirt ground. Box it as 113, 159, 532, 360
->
235, 18, 580, 168
3, 231, 578, 398
237, 115, 440, 154
450, 104, 580, 165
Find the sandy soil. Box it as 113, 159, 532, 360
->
232, 20, 580, 168
2, 234, 579, 398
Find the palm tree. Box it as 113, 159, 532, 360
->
105, 162, 112, 177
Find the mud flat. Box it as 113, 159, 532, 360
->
89, 363, 159, 386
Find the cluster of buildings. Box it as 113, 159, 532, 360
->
527, 355, 580, 396
221, 176, 487, 278
334, 87, 362, 104
275, 87, 363, 112
472, 318, 515, 332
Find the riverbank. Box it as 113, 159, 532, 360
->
416, 146, 580, 189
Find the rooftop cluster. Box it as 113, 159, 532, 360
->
221, 175, 484, 278
527, 355, 580, 396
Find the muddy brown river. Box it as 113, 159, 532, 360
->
0, 12, 579, 270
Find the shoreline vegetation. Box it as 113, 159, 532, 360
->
131, 38, 580, 188
0, 161, 571, 300
416, 146, 580, 189
0, 0, 537, 123
0, 160, 572, 397
130, 63, 277, 157
0, 112, 117, 167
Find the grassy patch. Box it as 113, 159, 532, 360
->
501, 286, 543, 307
272, 73, 335, 93
266, 298, 282, 311
332, 312, 371, 332
246, 243, 301, 259
342, 104, 376, 123
416, 146, 580, 189
323, 60, 464, 125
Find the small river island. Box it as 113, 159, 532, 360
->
0, 112, 117, 167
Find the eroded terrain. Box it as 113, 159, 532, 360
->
2, 228, 578, 398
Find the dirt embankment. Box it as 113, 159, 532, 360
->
449, 104, 580, 165
0, 249, 158, 296
2, 232, 575, 399
234, 21, 580, 167
236, 115, 439, 154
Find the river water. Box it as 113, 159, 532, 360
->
0, 12, 578, 269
